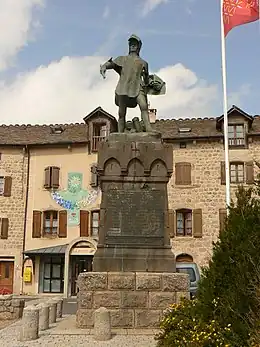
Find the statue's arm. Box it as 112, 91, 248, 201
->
100, 58, 120, 78
103, 58, 116, 70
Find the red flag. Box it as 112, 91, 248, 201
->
223, 0, 259, 36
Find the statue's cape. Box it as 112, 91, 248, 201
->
147, 74, 166, 95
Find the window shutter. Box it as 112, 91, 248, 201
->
51, 167, 60, 189
193, 209, 202, 238
246, 161, 254, 184
175, 163, 191, 185
90, 164, 98, 187
221, 161, 226, 185
1, 218, 9, 239
168, 210, 175, 237
3, 176, 12, 197
44, 167, 51, 188
58, 210, 67, 238
219, 208, 227, 234
80, 210, 89, 237
32, 211, 42, 238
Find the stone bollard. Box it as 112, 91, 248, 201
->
93, 307, 111, 341
19, 305, 39, 341
37, 303, 49, 331
53, 297, 63, 319
48, 300, 57, 324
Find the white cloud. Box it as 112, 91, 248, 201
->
141, 0, 168, 17
102, 5, 110, 19
0, 56, 222, 124
0, 0, 44, 72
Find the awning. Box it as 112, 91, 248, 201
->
24, 244, 69, 255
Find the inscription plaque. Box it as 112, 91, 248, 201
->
105, 189, 165, 238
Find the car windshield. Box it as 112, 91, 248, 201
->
176, 267, 196, 283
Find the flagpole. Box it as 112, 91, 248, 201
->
220, 0, 231, 211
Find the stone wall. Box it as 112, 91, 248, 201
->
0, 294, 25, 320
0, 148, 28, 294
76, 272, 189, 329
169, 139, 260, 268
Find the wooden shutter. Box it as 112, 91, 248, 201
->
32, 211, 42, 238
221, 161, 226, 185
175, 163, 191, 185
80, 210, 89, 237
168, 210, 175, 237
1, 218, 9, 239
58, 210, 67, 238
219, 208, 227, 234
90, 164, 98, 187
51, 167, 60, 189
193, 209, 202, 238
246, 161, 254, 184
3, 176, 12, 197
44, 167, 51, 188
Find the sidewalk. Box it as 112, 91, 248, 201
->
0, 315, 158, 347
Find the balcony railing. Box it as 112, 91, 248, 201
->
92, 135, 106, 151
228, 137, 245, 146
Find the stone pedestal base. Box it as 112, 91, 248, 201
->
93, 247, 176, 272
76, 271, 189, 329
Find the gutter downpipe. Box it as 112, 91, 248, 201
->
21, 145, 30, 295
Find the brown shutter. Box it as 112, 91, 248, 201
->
246, 161, 254, 184
3, 176, 12, 197
32, 211, 42, 238
1, 218, 9, 239
58, 210, 67, 238
193, 209, 202, 238
219, 208, 227, 234
44, 167, 51, 188
90, 164, 98, 187
168, 210, 175, 237
221, 161, 226, 185
51, 167, 60, 189
80, 210, 89, 237
175, 163, 191, 185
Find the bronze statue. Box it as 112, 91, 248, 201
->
100, 34, 166, 133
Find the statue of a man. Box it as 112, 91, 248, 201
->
100, 34, 165, 133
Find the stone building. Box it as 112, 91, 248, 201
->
0, 104, 258, 296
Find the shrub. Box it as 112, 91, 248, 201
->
156, 298, 234, 347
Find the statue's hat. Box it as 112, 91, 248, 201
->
128, 34, 142, 47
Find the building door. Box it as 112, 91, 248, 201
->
70, 256, 93, 296
0, 261, 14, 294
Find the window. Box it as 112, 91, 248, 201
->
42, 257, 64, 293
0, 218, 9, 239
230, 163, 244, 183
175, 162, 191, 185
92, 123, 108, 151
176, 209, 192, 236
91, 210, 100, 237
180, 142, 187, 149
44, 166, 60, 189
228, 124, 245, 146
0, 177, 4, 195
43, 211, 58, 235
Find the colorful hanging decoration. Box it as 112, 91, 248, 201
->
51, 172, 100, 226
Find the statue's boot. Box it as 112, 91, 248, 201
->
118, 118, 125, 133
141, 111, 159, 133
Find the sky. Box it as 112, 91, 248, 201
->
0, 0, 259, 125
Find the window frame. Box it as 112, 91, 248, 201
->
43, 210, 58, 236
92, 123, 108, 152
0, 177, 4, 196
230, 162, 244, 184
176, 209, 192, 237
228, 124, 245, 147
90, 210, 100, 237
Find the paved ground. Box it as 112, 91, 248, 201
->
0, 315, 158, 347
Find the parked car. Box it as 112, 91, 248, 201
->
176, 262, 201, 299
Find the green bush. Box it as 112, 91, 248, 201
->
157, 185, 260, 346
156, 298, 234, 347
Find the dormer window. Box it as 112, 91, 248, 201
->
92, 123, 108, 152
228, 124, 245, 147
51, 126, 64, 134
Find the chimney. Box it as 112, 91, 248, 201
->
148, 104, 157, 123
